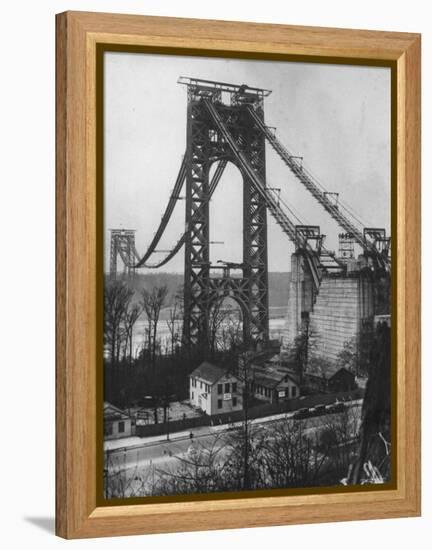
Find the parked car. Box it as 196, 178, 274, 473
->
326, 402, 347, 414
312, 404, 327, 416
293, 407, 310, 420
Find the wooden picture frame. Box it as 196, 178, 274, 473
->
56, 11, 421, 539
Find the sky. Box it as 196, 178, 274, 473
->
104, 52, 391, 273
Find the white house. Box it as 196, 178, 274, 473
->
189, 362, 243, 416
104, 401, 135, 440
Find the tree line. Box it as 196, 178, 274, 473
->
104, 279, 245, 410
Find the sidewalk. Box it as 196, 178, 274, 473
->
104, 424, 210, 452
104, 411, 292, 452
104, 399, 362, 453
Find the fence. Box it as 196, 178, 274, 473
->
135, 388, 364, 438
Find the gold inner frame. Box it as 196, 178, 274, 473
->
95, 42, 398, 508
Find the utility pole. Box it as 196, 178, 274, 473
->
166, 408, 170, 441
241, 356, 252, 490
243, 387, 249, 489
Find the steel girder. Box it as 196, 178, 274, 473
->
183, 99, 269, 348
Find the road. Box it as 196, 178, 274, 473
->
106, 400, 362, 479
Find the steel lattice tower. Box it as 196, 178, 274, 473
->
109, 229, 138, 279
181, 79, 270, 348
130, 78, 390, 352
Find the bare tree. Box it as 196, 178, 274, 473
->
287, 323, 319, 387
233, 351, 266, 489
166, 287, 183, 355
104, 450, 154, 498
206, 296, 227, 358
318, 405, 362, 483
104, 405, 365, 498
336, 337, 359, 376
219, 304, 243, 352
260, 419, 330, 488
206, 298, 243, 357
104, 281, 133, 369
223, 422, 268, 491
155, 434, 229, 495
123, 303, 142, 367
348, 322, 391, 484
140, 285, 168, 365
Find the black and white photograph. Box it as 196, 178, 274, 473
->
102, 52, 392, 500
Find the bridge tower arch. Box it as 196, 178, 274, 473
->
181, 78, 271, 348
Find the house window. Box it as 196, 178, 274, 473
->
217, 384, 222, 394
232, 382, 237, 393
233, 397, 237, 407
292, 386, 297, 397
217, 399, 222, 409
225, 382, 230, 393
118, 421, 125, 433
191, 391, 194, 400
200, 381, 203, 389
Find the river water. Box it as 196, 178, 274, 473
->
131, 308, 287, 356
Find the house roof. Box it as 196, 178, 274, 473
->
328, 367, 355, 380
306, 366, 355, 381
254, 374, 281, 388
253, 367, 299, 389
104, 401, 130, 421
190, 362, 232, 384
240, 348, 279, 367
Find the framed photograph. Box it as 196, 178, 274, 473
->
56, 11, 421, 539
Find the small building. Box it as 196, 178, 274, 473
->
104, 402, 135, 440
304, 367, 357, 394
189, 362, 243, 416
237, 349, 300, 404
328, 367, 357, 392
251, 368, 300, 404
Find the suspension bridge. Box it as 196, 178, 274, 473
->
109, 77, 391, 352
